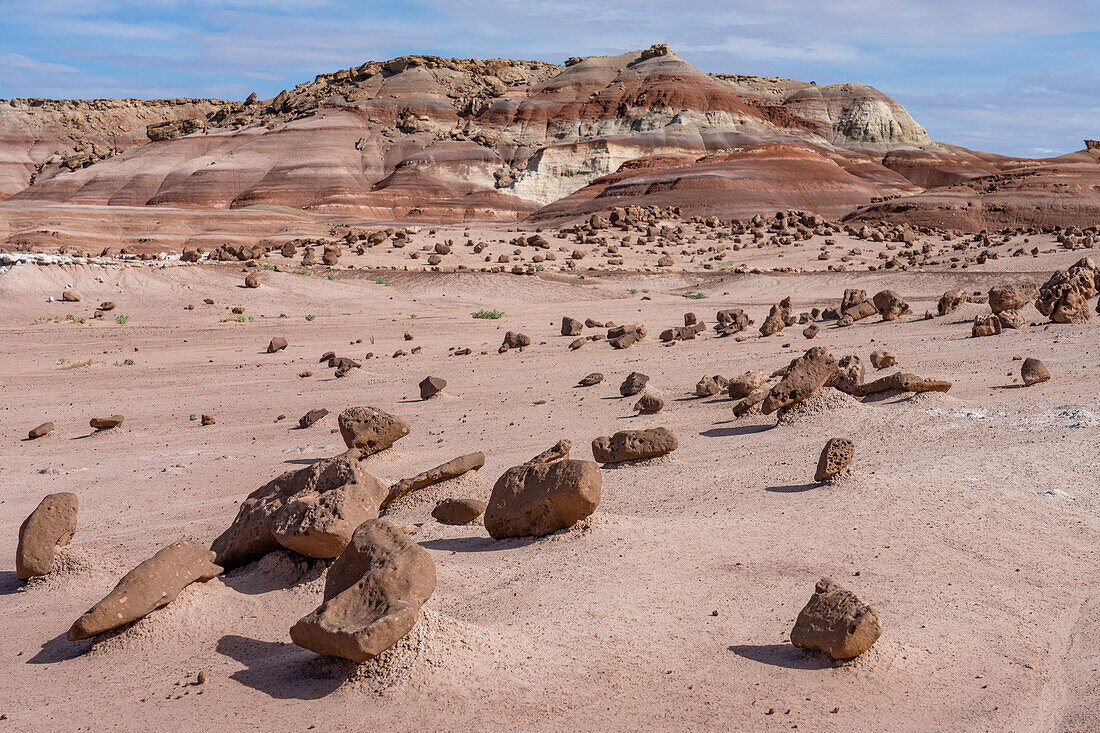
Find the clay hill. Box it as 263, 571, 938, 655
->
1, 44, 1098, 235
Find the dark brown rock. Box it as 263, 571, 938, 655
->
290, 520, 435, 662
338, 406, 410, 456
28, 422, 53, 439
591, 427, 678, 463
1022, 358, 1050, 386
298, 408, 329, 428
619, 372, 649, 396
761, 347, 839, 414
561, 317, 583, 336
419, 376, 446, 399
790, 578, 882, 660
634, 393, 664, 414
268, 336, 288, 353
484, 459, 601, 539
68, 540, 221, 640
578, 372, 603, 387
382, 452, 485, 509
432, 498, 487, 525
814, 438, 854, 482
210, 451, 386, 568
90, 415, 123, 430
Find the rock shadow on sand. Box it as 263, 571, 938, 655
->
216, 635, 350, 700
700, 423, 772, 438
29, 632, 91, 664
420, 535, 536, 553
728, 643, 833, 670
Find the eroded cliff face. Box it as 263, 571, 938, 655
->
0, 98, 227, 200
5, 44, 1077, 229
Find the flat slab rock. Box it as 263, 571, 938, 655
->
790, 577, 882, 660
484, 459, 601, 539
16, 492, 78, 580
291, 520, 435, 662
211, 451, 386, 569
591, 427, 678, 464
68, 539, 221, 640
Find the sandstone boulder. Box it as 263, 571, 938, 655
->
872, 289, 910, 320
28, 422, 54, 439
1036, 258, 1097, 323
338, 406, 410, 456
853, 372, 951, 396
298, 408, 328, 428
68, 540, 221, 640
382, 452, 485, 509
561, 317, 583, 336
432, 498, 486, 525
972, 313, 1001, 337
591, 427, 678, 464
728, 370, 767, 399
634, 393, 664, 414
210, 451, 386, 568
761, 347, 838, 414
938, 290, 969, 316
290, 520, 435, 662
869, 350, 897, 369
90, 415, 123, 430
268, 336, 288, 353
16, 493, 78, 580
484, 459, 601, 539
578, 372, 604, 387
244, 272, 261, 288
815, 438, 854, 482
790, 578, 881, 660
832, 355, 865, 394
619, 372, 649, 396
1022, 358, 1050, 386
989, 282, 1038, 313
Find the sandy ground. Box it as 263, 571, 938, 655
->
2, 234, 1099, 731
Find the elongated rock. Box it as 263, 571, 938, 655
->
852, 372, 951, 397
484, 459, 601, 539
290, 520, 435, 662
591, 427, 677, 463
211, 451, 386, 568
16, 493, 78, 580
28, 422, 54, 439
790, 578, 882, 660
382, 452, 485, 509
761, 347, 838, 414
68, 540, 221, 640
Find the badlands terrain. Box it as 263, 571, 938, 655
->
2, 45, 1100, 732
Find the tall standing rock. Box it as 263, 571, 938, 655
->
484, 459, 601, 539
815, 438, 854, 482
68, 540, 222, 640
210, 451, 386, 568
338, 406, 410, 456
790, 578, 882, 660
16, 493, 78, 580
291, 520, 436, 662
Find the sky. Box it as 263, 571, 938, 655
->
1, 0, 1098, 157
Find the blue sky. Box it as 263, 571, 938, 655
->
2, 0, 1098, 157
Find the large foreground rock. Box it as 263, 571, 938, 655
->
484, 459, 601, 539
211, 452, 386, 568
790, 577, 882, 660
290, 520, 435, 662
591, 427, 678, 463
1036, 257, 1097, 323
68, 540, 221, 640
338, 406, 410, 456
761, 347, 839, 414
1022, 358, 1050, 386
16, 493, 78, 580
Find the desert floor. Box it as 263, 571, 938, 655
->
2, 229, 1099, 732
